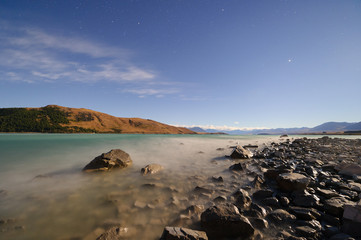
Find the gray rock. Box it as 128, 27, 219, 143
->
324, 197, 353, 217
261, 197, 279, 208
233, 188, 251, 209
252, 189, 273, 200
229, 163, 244, 171
201, 203, 254, 238
289, 206, 318, 221
292, 191, 320, 208
342, 203, 361, 238
159, 226, 208, 240
141, 164, 164, 175
277, 173, 310, 192
83, 149, 132, 172
316, 187, 339, 199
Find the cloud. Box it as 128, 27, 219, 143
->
123, 88, 179, 98
0, 24, 159, 88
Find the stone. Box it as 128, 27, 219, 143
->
201, 203, 254, 239
233, 188, 252, 209
83, 149, 132, 172
159, 226, 208, 240
324, 197, 352, 217
141, 164, 164, 175
279, 196, 290, 207
289, 206, 317, 221
292, 191, 320, 208
316, 187, 339, 199
266, 209, 296, 224
249, 217, 269, 229
296, 219, 322, 231
328, 233, 354, 240
261, 197, 279, 208
230, 146, 253, 159
251, 175, 265, 189
295, 226, 317, 238
96, 226, 130, 240
252, 189, 273, 200
338, 163, 361, 177
211, 176, 223, 182
342, 203, 361, 238
229, 163, 243, 171
277, 173, 310, 191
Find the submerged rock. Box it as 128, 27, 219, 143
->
96, 226, 130, 240
159, 226, 208, 240
83, 149, 132, 172
141, 164, 164, 175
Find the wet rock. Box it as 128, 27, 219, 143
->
230, 146, 253, 159
249, 217, 269, 230
233, 188, 252, 209
292, 190, 320, 208
260, 197, 279, 208
211, 176, 223, 182
141, 164, 164, 175
83, 149, 132, 172
295, 226, 317, 238
316, 187, 339, 199
324, 197, 353, 217
96, 226, 130, 240
193, 186, 214, 195
296, 219, 322, 231
229, 163, 243, 171
324, 225, 341, 238
159, 226, 208, 240
201, 203, 254, 239
213, 195, 227, 203
267, 209, 296, 224
252, 189, 273, 200
251, 175, 265, 189
279, 196, 290, 207
277, 173, 310, 192
328, 233, 355, 240
338, 163, 361, 177
289, 206, 318, 221
342, 203, 361, 238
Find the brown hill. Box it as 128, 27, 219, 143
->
42, 105, 195, 134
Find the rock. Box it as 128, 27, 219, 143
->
141, 164, 164, 175
213, 195, 227, 203
324, 225, 341, 238
159, 226, 208, 240
324, 197, 353, 217
280, 134, 288, 138
249, 217, 269, 229
193, 186, 214, 195
201, 203, 254, 239
316, 187, 339, 199
211, 176, 223, 182
251, 175, 265, 189
296, 219, 322, 231
277, 173, 310, 191
329, 233, 354, 240
292, 190, 320, 208
289, 206, 318, 221
83, 149, 132, 172
233, 188, 252, 209
267, 209, 296, 224
252, 189, 273, 200
295, 226, 317, 238
279, 196, 290, 207
260, 197, 279, 208
338, 163, 361, 177
96, 226, 130, 240
229, 163, 244, 171
230, 146, 253, 159
342, 203, 361, 238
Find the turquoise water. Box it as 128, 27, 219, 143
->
0, 134, 358, 239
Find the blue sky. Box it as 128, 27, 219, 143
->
0, 0, 360, 130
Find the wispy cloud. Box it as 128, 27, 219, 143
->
123, 88, 179, 98
0, 24, 160, 90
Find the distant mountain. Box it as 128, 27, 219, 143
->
188, 127, 206, 133
191, 121, 361, 135
0, 105, 196, 134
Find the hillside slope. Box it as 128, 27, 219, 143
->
0, 105, 196, 134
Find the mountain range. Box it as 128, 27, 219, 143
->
189, 121, 361, 135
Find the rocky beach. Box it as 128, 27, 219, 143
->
1, 135, 361, 240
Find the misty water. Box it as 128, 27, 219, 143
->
1, 133, 356, 239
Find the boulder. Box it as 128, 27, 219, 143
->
342, 203, 361, 238
230, 146, 253, 159
201, 203, 254, 238
277, 173, 310, 191
141, 164, 164, 175
83, 149, 132, 172
159, 227, 208, 240
233, 189, 252, 209
324, 197, 353, 217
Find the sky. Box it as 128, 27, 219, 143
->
0, 0, 360, 130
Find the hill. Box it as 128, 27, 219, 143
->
0, 105, 196, 134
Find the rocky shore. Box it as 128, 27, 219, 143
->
2, 136, 361, 240
83, 136, 361, 240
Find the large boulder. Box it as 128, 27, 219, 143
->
159, 227, 208, 240
83, 149, 132, 172
276, 173, 310, 191
230, 146, 253, 159
141, 164, 164, 175
201, 203, 254, 239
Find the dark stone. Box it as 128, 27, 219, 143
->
193, 186, 214, 195
324, 197, 351, 217
261, 197, 279, 208
201, 203, 254, 239
141, 164, 164, 175
233, 189, 251, 209
267, 209, 296, 224
295, 226, 317, 238
289, 206, 318, 221
279, 196, 290, 207
316, 187, 339, 199
251, 175, 265, 189
296, 219, 322, 231
159, 226, 208, 240
277, 173, 310, 192
249, 217, 269, 229
292, 190, 320, 208
211, 176, 223, 182
328, 233, 354, 240
252, 189, 273, 200
230, 146, 253, 159
83, 149, 132, 172
229, 163, 243, 171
